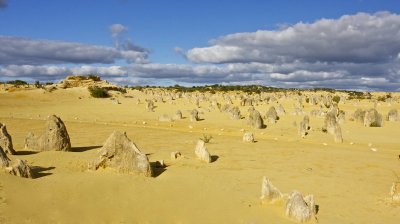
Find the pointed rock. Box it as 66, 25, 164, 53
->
6, 159, 33, 178
194, 140, 211, 163
25, 115, 71, 151
89, 131, 152, 177
285, 191, 317, 222
260, 177, 282, 202
0, 123, 16, 154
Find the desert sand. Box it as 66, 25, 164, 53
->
0, 83, 399, 223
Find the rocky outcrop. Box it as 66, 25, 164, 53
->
243, 132, 255, 142
285, 191, 317, 222
0, 123, 16, 154
25, 115, 71, 151
260, 177, 282, 202
89, 131, 152, 177
194, 140, 211, 163
364, 108, 383, 127
5, 159, 33, 178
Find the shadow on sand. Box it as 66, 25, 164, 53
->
31, 166, 55, 179
211, 155, 219, 163
70, 145, 102, 152
15, 151, 39, 155
150, 162, 167, 178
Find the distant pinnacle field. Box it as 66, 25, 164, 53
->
0, 77, 399, 223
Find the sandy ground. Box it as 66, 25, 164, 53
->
0, 87, 399, 223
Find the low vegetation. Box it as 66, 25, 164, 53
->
88, 87, 110, 98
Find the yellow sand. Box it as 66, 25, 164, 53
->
0, 87, 399, 223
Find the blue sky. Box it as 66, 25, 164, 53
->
1, 0, 400, 90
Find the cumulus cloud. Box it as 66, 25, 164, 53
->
1, 12, 400, 91
1, 62, 399, 91
187, 12, 400, 64
0, 35, 149, 65
0, 0, 7, 9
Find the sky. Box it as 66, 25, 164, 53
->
0, 0, 400, 91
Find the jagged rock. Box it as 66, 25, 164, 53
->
260, 177, 282, 202
333, 123, 343, 143
351, 109, 366, 123
194, 140, 211, 163
322, 112, 343, 143
387, 109, 398, 122
6, 159, 33, 178
248, 107, 265, 129
322, 112, 336, 134
299, 121, 308, 138
243, 132, 254, 142
145, 100, 155, 112
266, 106, 279, 124
230, 106, 241, 120
364, 108, 383, 127
190, 109, 199, 122
285, 191, 317, 222
276, 104, 286, 116
171, 151, 182, 160
303, 115, 310, 130
173, 110, 183, 120
89, 131, 152, 177
158, 114, 172, 122
0, 146, 10, 168
390, 182, 400, 202
337, 110, 346, 124
0, 123, 16, 154
240, 98, 253, 106
24, 115, 71, 151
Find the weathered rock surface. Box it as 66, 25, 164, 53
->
0, 123, 16, 154
194, 140, 211, 163
248, 107, 265, 129
285, 191, 317, 222
0, 146, 10, 168
387, 109, 398, 122
243, 132, 255, 142
5, 159, 33, 178
89, 131, 153, 177
364, 108, 383, 127
260, 177, 282, 202
25, 115, 71, 151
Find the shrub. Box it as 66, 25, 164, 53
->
88, 87, 109, 98
7, 80, 28, 86
332, 96, 341, 104
103, 86, 127, 94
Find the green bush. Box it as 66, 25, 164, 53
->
103, 86, 127, 94
7, 80, 28, 86
88, 87, 110, 98
332, 96, 341, 104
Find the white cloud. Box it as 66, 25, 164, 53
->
0, 35, 149, 65
187, 12, 400, 64
1, 12, 400, 91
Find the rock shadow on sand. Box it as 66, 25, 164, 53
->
30, 166, 55, 178
150, 162, 167, 178
70, 145, 102, 152
211, 155, 219, 163
15, 150, 39, 155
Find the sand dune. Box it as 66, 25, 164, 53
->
0, 85, 399, 223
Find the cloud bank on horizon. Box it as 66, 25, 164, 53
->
1, 11, 400, 91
